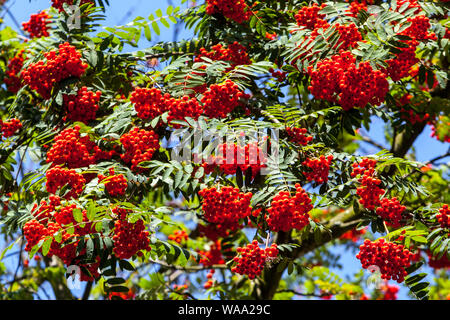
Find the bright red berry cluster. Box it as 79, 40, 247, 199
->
168, 230, 189, 244
346, 1, 367, 17
47, 125, 113, 169
98, 168, 128, 197
195, 42, 251, 71
198, 223, 232, 241
351, 158, 385, 210
384, 40, 419, 82
204, 269, 216, 289
402, 15, 436, 41
302, 155, 334, 184
356, 239, 412, 283
130, 87, 170, 120
339, 227, 367, 242
4, 51, 26, 93
333, 23, 362, 50
436, 204, 450, 229
112, 218, 151, 260
202, 142, 267, 178
205, 0, 250, 24
231, 241, 278, 279
379, 282, 399, 300
23, 200, 101, 281
295, 3, 327, 30
286, 127, 313, 146
63, 87, 101, 123
46, 166, 86, 199
201, 80, 249, 119
120, 127, 160, 172
427, 251, 450, 269
109, 289, 136, 300
1, 119, 22, 138
22, 11, 51, 38
198, 186, 253, 229
375, 197, 406, 228
22, 43, 88, 99
166, 96, 203, 128
266, 184, 313, 232
308, 51, 389, 111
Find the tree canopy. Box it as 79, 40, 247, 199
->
0, 0, 449, 300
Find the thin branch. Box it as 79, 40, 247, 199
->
147, 258, 228, 272
276, 289, 332, 298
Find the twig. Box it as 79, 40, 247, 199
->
276, 289, 332, 298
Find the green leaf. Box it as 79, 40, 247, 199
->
152, 21, 160, 36
42, 237, 52, 256
73, 209, 83, 223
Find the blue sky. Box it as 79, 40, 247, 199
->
1, 0, 449, 300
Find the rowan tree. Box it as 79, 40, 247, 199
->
0, 0, 449, 300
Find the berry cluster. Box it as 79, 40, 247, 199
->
30, 196, 61, 223
130, 87, 169, 120
198, 186, 253, 228
112, 218, 151, 260
4, 51, 26, 93
286, 127, 313, 146
334, 23, 362, 50
64, 87, 101, 124
98, 168, 127, 197
120, 128, 160, 172
22, 43, 88, 99
168, 230, 189, 244
430, 116, 450, 143
1, 119, 22, 138
53, 204, 94, 235
46, 166, 86, 199
231, 241, 278, 279
166, 96, 203, 128
109, 289, 136, 300
205, 0, 250, 24
198, 223, 232, 241
47, 125, 114, 169
201, 80, 249, 119
375, 198, 406, 228
202, 142, 267, 178
23, 201, 100, 281
384, 40, 419, 82
266, 184, 313, 232
436, 204, 450, 229
204, 270, 216, 289
195, 42, 251, 71
352, 158, 385, 210
402, 15, 436, 41
379, 282, 399, 300
308, 51, 389, 111
396, 93, 430, 125
295, 3, 327, 30
22, 11, 51, 38
339, 227, 367, 242
346, 1, 367, 18
198, 240, 225, 267
269, 68, 286, 82
427, 251, 450, 269
376, 198, 406, 228
302, 155, 334, 184
356, 239, 412, 283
